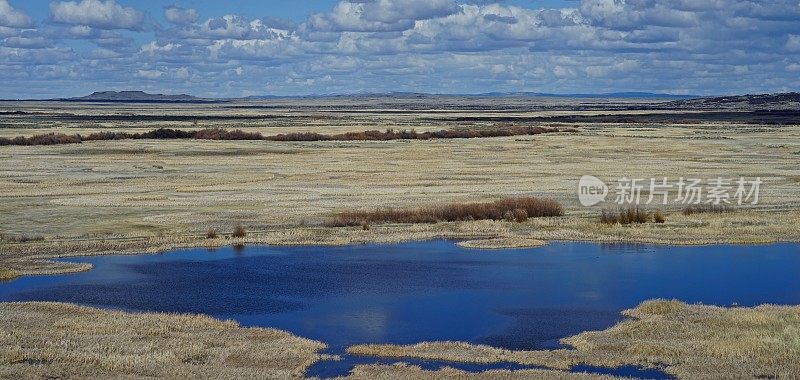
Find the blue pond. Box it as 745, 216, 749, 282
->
2, 240, 799, 378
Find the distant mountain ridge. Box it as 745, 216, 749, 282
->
66, 91, 205, 102
668, 92, 800, 108
245, 91, 697, 100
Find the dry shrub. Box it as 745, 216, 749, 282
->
193, 128, 263, 140
232, 224, 247, 238
654, 209, 666, 223
205, 228, 218, 239
514, 208, 529, 223
0, 233, 44, 243
600, 206, 652, 225
270, 126, 563, 142
0, 133, 82, 146
682, 204, 733, 215
328, 197, 563, 227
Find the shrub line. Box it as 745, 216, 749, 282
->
0, 126, 570, 146
327, 197, 564, 227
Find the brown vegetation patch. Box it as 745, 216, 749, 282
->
328, 197, 564, 227
0, 126, 568, 146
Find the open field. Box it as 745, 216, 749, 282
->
348, 299, 800, 379
1, 99, 800, 274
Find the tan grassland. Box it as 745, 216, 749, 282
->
0, 302, 326, 379
1, 100, 800, 379
1, 119, 800, 274
339, 363, 617, 379
347, 299, 800, 379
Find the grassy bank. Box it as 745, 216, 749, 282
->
2, 209, 800, 276
3, 300, 798, 379
0, 302, 326, 379
348, 299, 800, 379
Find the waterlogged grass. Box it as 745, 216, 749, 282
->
0, 302, 326, 379
0, 268, 19, 281
10, 300, 795, 379
348, 300, 800, 379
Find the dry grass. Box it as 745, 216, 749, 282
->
328, 197, 563, 227
1, 103, 800, 274
341, 363, 616, 379
348, 300, 800, 379
599, 207, 651, 225
0, 268, 19, 281
0, 302, 326, 379
682, 204, 733, 215
456, 237, 545, 249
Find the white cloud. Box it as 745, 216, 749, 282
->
0, 0, 32, 28
164, 6, 198, 26
787, 35, 800, 52
2, 36, 53, 49
135, 69, 162, 79
50, 0, 145, 30
5, 0, 800, 97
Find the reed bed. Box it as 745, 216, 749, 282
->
347, 300, 800, 379
0, 126, 566, 146
599, 206, 669, 225
328, 197, 564, 227
0, 302, 326, 379
682, 204, 734, 215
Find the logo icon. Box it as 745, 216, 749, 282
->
578, 175, 608, 206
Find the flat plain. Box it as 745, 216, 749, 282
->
1, 96, 799, 379
1, 97, 799, 275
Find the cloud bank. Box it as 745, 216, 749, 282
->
1, 0, 799, 98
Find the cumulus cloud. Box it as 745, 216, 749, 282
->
787, 35, 800, 52
164, 6, 198, 25
4, 0, 800, 97
50, 0, 145, 30
2, 36, 53, 49
0, 0, 32, 28
304, 0, 461, 33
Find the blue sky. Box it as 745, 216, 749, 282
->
1, 0, 799, 98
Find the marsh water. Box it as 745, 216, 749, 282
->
2, 240, 800, 378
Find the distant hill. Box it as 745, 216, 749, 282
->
244, 91, 697, 100
668, 92, 800, 109
65, 91, 206, 103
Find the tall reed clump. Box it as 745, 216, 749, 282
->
682, 204, 733, 215
327, 197, 563, 227
600, 206, 655, 225
232, 224, 247, 238
654, 209, 666, 223
205, 228, 218, 239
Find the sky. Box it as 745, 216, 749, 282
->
1, 0, 799, 98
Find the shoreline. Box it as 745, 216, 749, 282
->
2, 211, 800, 278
